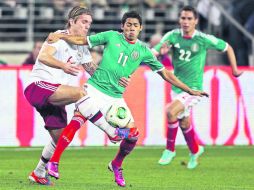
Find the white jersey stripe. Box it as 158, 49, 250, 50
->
36, 82, 58, 92
36, 81, 58, 91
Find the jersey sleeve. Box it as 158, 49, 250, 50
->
143, 47, 164, 72
87, 30, 115, 48
153, 31, 173, 53
203, 34, 227, 52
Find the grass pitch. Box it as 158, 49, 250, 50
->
0, 146, 253, 190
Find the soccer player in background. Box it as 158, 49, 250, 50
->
46, 11, 208, 187
153, 6, 243, 169
24, 6, 132, 186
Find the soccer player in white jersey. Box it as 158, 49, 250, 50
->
45, 11, 208, 187
24, 6, 131, 186
153, 6, 243, 169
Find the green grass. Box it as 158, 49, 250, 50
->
0, 146, 253, 190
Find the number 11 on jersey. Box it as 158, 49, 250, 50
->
118, 52, 128, 66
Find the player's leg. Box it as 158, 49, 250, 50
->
28, 139, 57, 186
179, 117, 199, 154
105, 99, 138, 187
24, 82, 64, 185
28, 107, 66, 185
49, 83, 130, 140
179, 117, 204, 169
46, 107, 129, 180
158, 100, 184, 165
108, 122, 139, 187
75, 84, 136, 140
48, 84, 85, 106
33, 104, 67, 180
46, 112, 87, 179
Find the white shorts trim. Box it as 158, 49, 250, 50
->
85, 84, 134, 122
171, 91, 201, 119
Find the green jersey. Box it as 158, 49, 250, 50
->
154, 29, 227, 93
87, 30, 164, 97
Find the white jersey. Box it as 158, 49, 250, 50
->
27, 30, 92, 86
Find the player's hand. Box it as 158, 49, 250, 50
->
119, 77, 131, 88
63, 60, 80, 76
47, 33, 61, 44
160, 42, 170, 55
189, 90, 209, 97
232, 70, 243, 77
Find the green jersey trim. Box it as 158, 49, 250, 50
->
87, 36, 92, 48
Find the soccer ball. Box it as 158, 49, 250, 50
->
106, 103, 131, 128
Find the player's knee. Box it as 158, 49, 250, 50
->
166, 108, 177, 120
179, 119, 190, 130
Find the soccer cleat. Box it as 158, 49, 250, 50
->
187, 146, 205, 169
108, 161, 126, 187
46, 162, 60, 179
28, 171, 53, 186
158, 149, 176, 165
108, 135, 122, 144
108, 127, 139, 143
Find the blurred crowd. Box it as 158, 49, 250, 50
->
197, 0, 254, 66
0, 0, 253, 67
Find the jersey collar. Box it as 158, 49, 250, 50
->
122, 33, 138, 44
181, 29, 197, 39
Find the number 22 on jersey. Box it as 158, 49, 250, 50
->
179, 49, 191, 62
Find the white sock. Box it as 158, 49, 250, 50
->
34, 140, 56, 177
76, 95, 116, 137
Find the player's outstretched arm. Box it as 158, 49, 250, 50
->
158, 69, 209, 97
47, 33, 87, 45
226, 44, 243, 77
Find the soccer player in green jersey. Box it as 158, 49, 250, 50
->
46, 11, 208, 187
153, 6, 243, 169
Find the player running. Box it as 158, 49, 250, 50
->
153, 6, 242, 169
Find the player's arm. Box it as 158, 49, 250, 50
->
225, 44, 243, 77
152, 31, 172, 57
158, 69, 209, 97
47, 32, 87, 45
38, 44, 80, 76
81, 61, 98, 76
152, 42, 171, 57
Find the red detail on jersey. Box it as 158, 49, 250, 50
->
67, 56, 73, 63
125, 38, 136, 44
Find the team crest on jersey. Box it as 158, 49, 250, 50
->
174, 43, 180, 48
191, 43, 199, 52
131, 51, 139, 60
